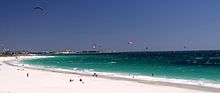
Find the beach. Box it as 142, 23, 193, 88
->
0, 56, 218, 93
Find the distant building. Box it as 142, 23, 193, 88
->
1, 51, 15, 56
79, 51, 102, 54
59, 50, 75, 54
15, 51, 30, 55
30, 51, 50, 54
49, 50, 76, 54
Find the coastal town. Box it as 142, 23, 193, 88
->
0, 48, 114, 56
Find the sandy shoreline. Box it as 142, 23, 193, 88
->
0, 56, 219, 93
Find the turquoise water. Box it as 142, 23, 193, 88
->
21, 51, 220, 87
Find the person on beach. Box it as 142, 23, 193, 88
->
79, 78, 85, 84
27, 73, 29, 77
93, 73, 98, 77
69, 79, 74, 82
152, 73, 154, 77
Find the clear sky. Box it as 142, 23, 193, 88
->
1, 0, 220, 52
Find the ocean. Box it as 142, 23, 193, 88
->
20, 50, 220, 88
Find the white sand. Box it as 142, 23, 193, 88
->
0, 56, 215, 93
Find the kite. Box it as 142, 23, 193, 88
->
145, 47, 149, 50
33, 6, 44, 11
127, 41, 133, 46
184, 45, 187, 49
92, 43, 96, 49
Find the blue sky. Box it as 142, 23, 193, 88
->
0, 0, 220, 51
